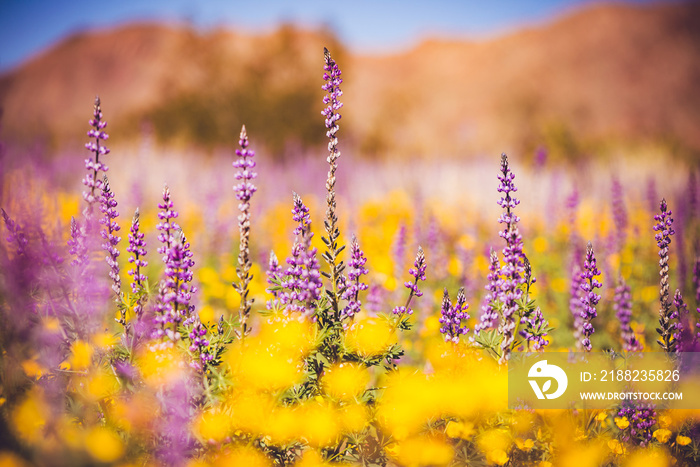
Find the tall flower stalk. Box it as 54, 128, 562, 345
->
99, 176, 121, 300
320, 47, 346, 319
580, 242, 602, 351
126, 208, 148, 319
393, 246, 426, 319
497, 154, 527, 363
340, 236, 369, 321
83, 96, 110, 221
232, 125, 257, 338
653, 198, 676, 352
439, 288, 470, 344
614, 276, 642, 351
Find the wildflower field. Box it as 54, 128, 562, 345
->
0, 48, 699, 467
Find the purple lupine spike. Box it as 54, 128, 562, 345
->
233, 125, 257, 337
611, 176, 628, 253
579, 242, 602, 351
672, 289, 689, 353
99, 176, 121, 298
127, 208, 148, 292
519, 306, 549, 351
570, 263, 586, 350
616, 402, 656, 447
321, 47, 346, 317
280, 194, 322, 317
340, 236, 369, 320
153, 198, 196, 342
188, 319, 213, 369
156, 185, 179, 262
496, 154, 527, 363
653, 198, 676, 352
392, 222, 408, 281
266, 250, 282, 311
365, 284, 384, 317
474, 249, 501, 336
1, 208, 28, 256
292, 192, 311, 236
614, 276, 642, 352
83, 97, 110, 218
439, 288, 470, 344
126, 208, 148, 318
393, 246, 426, 316
67, 216, 88, 267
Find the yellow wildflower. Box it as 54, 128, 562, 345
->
595, 412, 608, 422
676, 435, 691, 446
515, 438, 535, 451
607, 439, 626, 455
653, 428, 672, 443
614, 416, 630, 429
486, 449, 509, 466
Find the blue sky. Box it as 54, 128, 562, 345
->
0, 0, 663, 72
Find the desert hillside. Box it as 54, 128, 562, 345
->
1, 1, 699, 160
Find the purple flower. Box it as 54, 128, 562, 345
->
611, 176, 628, 253
99, 176, 121, 298
393, 246, 426, 316
67, 216, 88, 267
439, 288, 470, 343
570, 263, 585, 350
519, 306, 549, 351
321, 47, 345, 314
613, 276, 642, 351
233, 125, 257, 337
340, 236, 369, 320
496, 154, 527, 363
392, 222, 408, 281
1, 208, 28, 256
653, 198, 676, 352
126, 208, 148, 318
82, 97, 110, 218
279, 194, 323, 317
364, 284, 384, 317
265, 250, 282, 311
672, 289, 689, 353
579, 242, 602, 351
188, 319, 213, 368
153, 190, 196, 341
616, 402, 656, 447
474, 249, 501, 336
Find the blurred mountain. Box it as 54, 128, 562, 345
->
1, 1, 699, 161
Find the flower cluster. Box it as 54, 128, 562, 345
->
614, 276, 642, 351
233, 125, 257, 337
653, 198, 676, 351
393, 246, 426, 315
99, 176, 121, 297
279, 194, 323, 316
83, 97, 110, 214
340, 236, 369, 320
189, 320, 213, 366
518, 306, 549, 350
497, 154, 527, 363
616, 402, 657, 447
439, 287, 470, 343
475, 249, 501, 335
579, 242, 602, 351
127, 209, 147, 292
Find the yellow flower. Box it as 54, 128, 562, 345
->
614, 416, 630, 430
653, 428, 672, 443
445, 421, 475, 440
676, 435, 691, 446
595, 412, 608, 422
486, 449, 509, 466
657, 414, 672, 428
607, 439, 626, 455
515, 438, 535, 451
